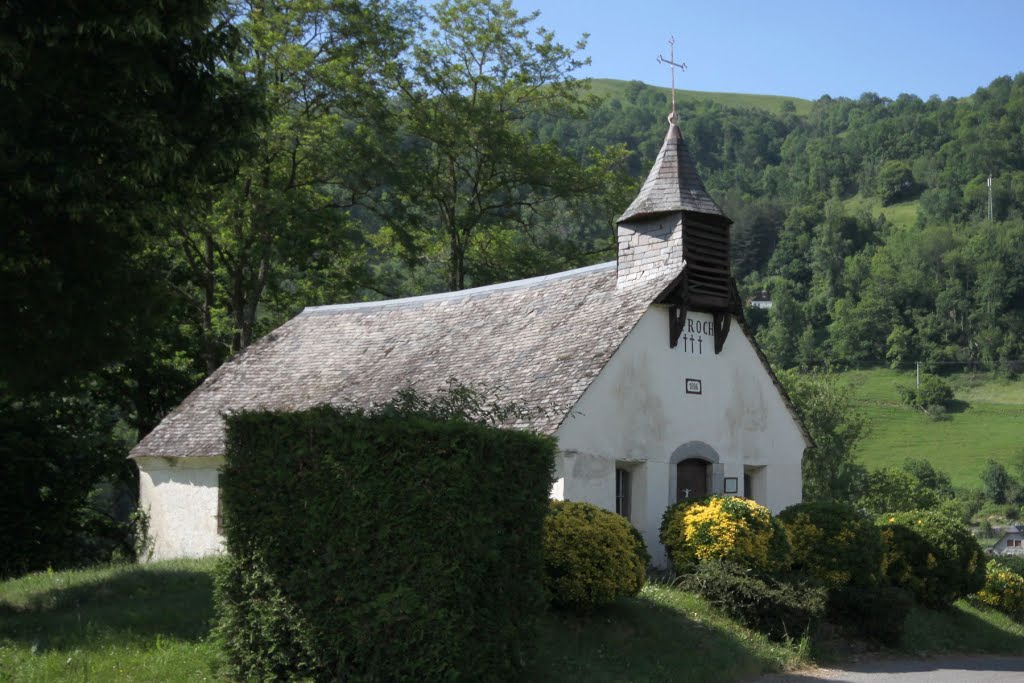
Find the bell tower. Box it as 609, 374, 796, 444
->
615, 43, 740, 352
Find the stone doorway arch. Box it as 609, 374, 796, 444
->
669, 441, 722, 503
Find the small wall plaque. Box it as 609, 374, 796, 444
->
685, 378, 702, 395
724, 477, 739, 494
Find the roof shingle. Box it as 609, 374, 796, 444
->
131, 263, 672, 458
617, 123, 725, 223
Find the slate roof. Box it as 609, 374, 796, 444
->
131, 263, 672, 459
618, 123, 726, 223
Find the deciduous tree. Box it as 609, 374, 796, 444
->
0, 0, 262, 389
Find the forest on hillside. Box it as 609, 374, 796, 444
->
536, 76, 1024, 372
4, 0, 1024, 574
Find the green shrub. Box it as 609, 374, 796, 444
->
826, 584, 912, 646
217, 403, 556, 682
778, 501, 883, 589
680, 560, 826, 641
897, 374, 954, 411
877, 511, 986, 609
660, 496, 790, 573
976, 558, 1024, 620
857, 468, 941, 515
543, 501, 648, 610
990, 554, 1024, 577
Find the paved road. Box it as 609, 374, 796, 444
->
756, 656, 1024, 682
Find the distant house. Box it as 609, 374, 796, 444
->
748, 290, 772, 309
992, 526, 1024, 555
131, 121, 811, 566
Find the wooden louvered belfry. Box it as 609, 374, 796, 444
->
617, 122, 741, 352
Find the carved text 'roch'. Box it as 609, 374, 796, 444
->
679, 316, 713, 354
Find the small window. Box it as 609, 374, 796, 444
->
615, 468, 631, 520
1009, 539, 1022, 548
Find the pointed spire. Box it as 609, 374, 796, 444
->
618, 122, 726, 224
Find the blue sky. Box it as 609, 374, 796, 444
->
510, 0, 1024, 101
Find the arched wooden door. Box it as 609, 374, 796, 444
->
676, 458, 709, 501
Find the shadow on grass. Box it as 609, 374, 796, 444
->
526, 588, 800, 683
0, 565, 216, 652
902, 599, 1024, 655
946, 399, 970, 414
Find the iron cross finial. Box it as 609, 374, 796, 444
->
657, 36, 687, 125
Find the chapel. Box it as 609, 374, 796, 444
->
131, 116, 810, 565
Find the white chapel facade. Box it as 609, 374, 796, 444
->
132, 120, 809, 566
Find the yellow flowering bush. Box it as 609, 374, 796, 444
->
659, 496, 789, 573
976, 563, 1024, 619
778, 502, 883, 589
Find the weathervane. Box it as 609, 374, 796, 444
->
657, 36, 687, 125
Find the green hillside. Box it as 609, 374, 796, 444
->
839, 369, 1024, 489
587, 78, 814, 116
841, 193, 920, 230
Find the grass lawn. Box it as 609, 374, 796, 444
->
0, 561, 810, 683
528, 584, 808, 682
5, 560, 1024, 682
839, 368, 1024, 489
903, 600, 1024, 656
0, 559, 222, 682
841, 193, 920, 229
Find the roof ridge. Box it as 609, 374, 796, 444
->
303, 261, 615, 315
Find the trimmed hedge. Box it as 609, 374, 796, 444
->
215, 404, 556, 682
542, 501, 648, 610
877, 510, 986, 609
660, 496, 790, 573
778, 502, 883, 589
680, 560, 826, 641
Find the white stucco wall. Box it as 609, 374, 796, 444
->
136, 456, 225, 562
553, 307, 806, 566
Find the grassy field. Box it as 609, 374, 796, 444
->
588, 78, 814, 116
839, 368, 1024, 489
0, 560, 221, 682
0, 560, 808, 683
528, 583, 807, 682
841, 193, 920, 229
4, 559, 1024, 682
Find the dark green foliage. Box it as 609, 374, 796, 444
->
826, 584, 912, 645
898, 374, 955, 411
0, 0, 262, 390
680, 561, 826, 642
858, 468, 942, 515
901, 458, 955, 499
990, 554, 1024, 578
778, 502, 884, 589
542, 501, 648, 611
216, 403, 555, 682
877, 511, 987, 609
776, 370, 867, 503
877, 160, 917, 205
982, 459, 1014, 504
0, 392, 134, 578
214, 552, 321, 680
